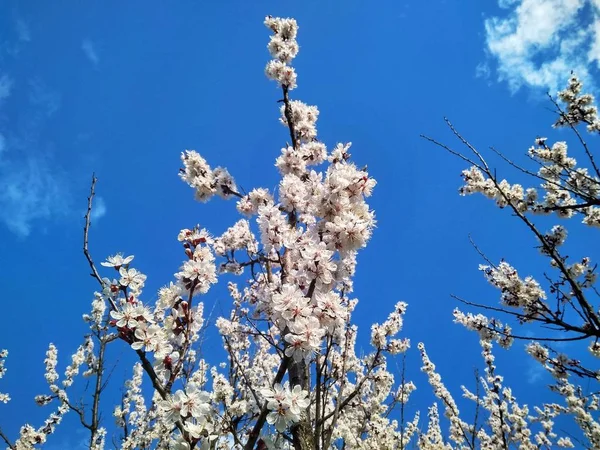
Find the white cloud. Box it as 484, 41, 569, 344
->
0, 74, 13, 101
0, 155, 70, 237
0, 79, 70, 238
44, 428, 88, 450
29, 78, 61, 117
499, 0, 521, 7
527, 361, 546, 383
483, 0, 600, 94
91, 196, 107, 222
81, 39, 99, 66
475, 61, 491, 79
0, 23, 71, 238
15, 19, 31, 42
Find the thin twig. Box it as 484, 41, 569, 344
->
83, 174, 118, 312
0, 428, 15, 450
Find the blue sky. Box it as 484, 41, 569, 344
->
1, 0, 599, 445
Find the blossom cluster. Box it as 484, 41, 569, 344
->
260, 383, 309, 432
0, 350, 9, 404
264, 16, 299, 89
460, 79, 600, 229
179, 151, 237, 203
554, 75, 600, 132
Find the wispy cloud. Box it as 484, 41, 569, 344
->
91, 196, 107, 222
0, 76, 71, 237
475, 61, 492, 80
15, 19, 31, 42
483, 0, 600, 94
0, 19, 72, 239
81, 39, 99, 66
0, 74, 13, 101
0, 155, 69, 237
29, 78, 61, 117
44, 428, 88, 450
498, 0, 521, 6
527, 360, 546, 383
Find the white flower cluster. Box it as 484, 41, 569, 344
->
97, 235, 213, 400
160, 383, 210, 423
10, 340, 102, 450
479, 262, 546, 316
459, 77, 600, 227
420, 338, 584, 448
179, 151, 237, 202
453, 309, 513, 348
0, 349, 9, 404
370, 301, 410, 354
527, 138, 600, 225
260, 383, 309, 432
418, 343, 469, 446
264, 16, 299, 89
214, 220, 258, 257
555, 75, 600, 132
460, 166, 535, 212
236, 188, 273, 216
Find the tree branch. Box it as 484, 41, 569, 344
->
83, 174, 118, 312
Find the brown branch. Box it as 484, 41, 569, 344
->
322, 324, 354, 450
484, 350, 509, 450
220, 184, 244, 199
83, 174, 104, 287
398, 354, 407, 447
543, 200, 600, 211
244, 356, 290, 450
471, 368, 481, 449
427, 122, 600, 334
64, 398, 92, 430
131, 348, 192, 444
223, 336, 262, 408
282, 85, 298, 150
83, 174, 118, 313
452, 296, 596, 341
314, 338, 332, 450
495, 180, 600, 331
319, 346, 381, 428
442, 118, 492, 173
467, 234, 497, 269
487, 145, 596, 203
89, 332, 108, 447
420, 135, 484, 172
488, 325, 591, 343
165, 284, 197, 393
0, 428, 15, 450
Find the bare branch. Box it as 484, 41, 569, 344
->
0, 428, 15, 450
83, 174, 118, 312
